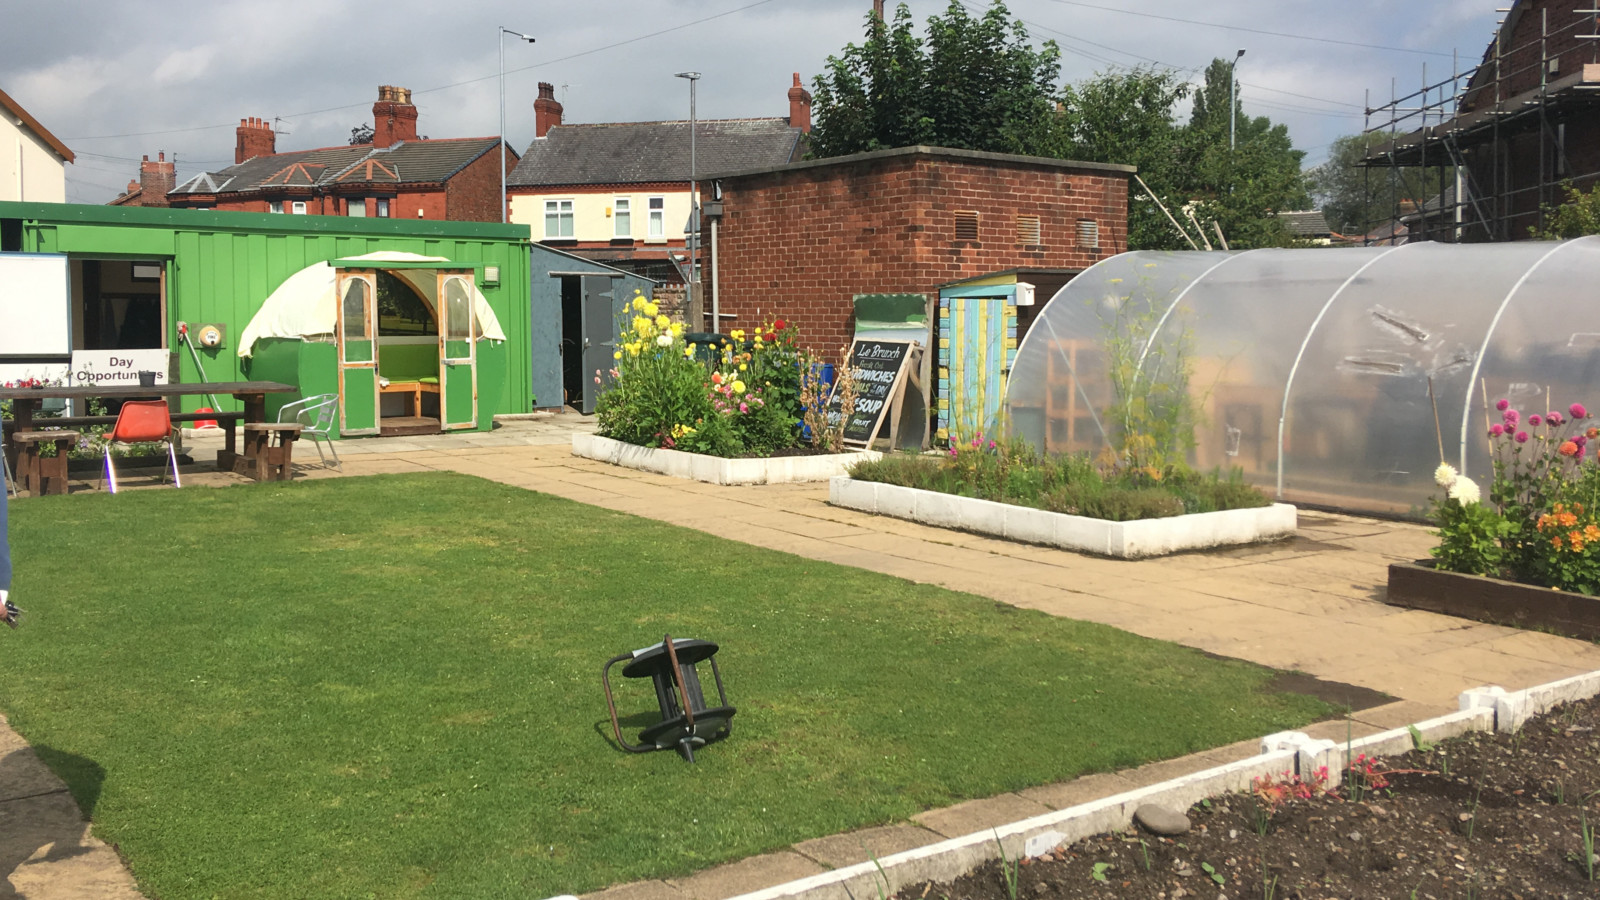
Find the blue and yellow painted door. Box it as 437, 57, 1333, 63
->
937, 286, 1018, 443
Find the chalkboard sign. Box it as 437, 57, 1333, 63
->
827, 339, 916, 447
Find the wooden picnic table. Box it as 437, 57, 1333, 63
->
1, 381, 297, 479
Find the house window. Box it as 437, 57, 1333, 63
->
648, 196, 665, 238
376, 199, 390, 218
545, 199, 574, 238
346, 199, 367, 217
1016, 215, 1041, 245
291, 200, 307, 215
268, 201, 283, 214
954, 210, 979, 242
614, 198, 631, 238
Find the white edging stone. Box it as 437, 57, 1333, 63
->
828, 476, 1296, 559
701, 669, 1600, 900
572, 433, 880, 485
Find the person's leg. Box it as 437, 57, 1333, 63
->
1, 463, 15, 628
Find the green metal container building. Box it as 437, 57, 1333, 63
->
0, 202, 534, 436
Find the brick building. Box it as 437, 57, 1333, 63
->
113, 86, 513, 221
507, 76, 811, 316
706, 146, 1133, 357
1363, 0, 1600, 241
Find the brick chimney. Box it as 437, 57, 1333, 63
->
235, 117, 275, 164
372, 85, 419, 148
138, 152, 176, 207
534, 82, 564, 138
788, 73, 812, 133
872, 0, 885, 20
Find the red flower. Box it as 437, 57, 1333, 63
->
763, 333, 775, 342
773, 318, 787, 331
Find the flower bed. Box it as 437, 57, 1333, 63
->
1424, 398, 1600, 619
830, 476, 1294, 558
592, 294, 857, 460
573, 433, 879, 485
1386, 559, 1600, 640
901, 691, 1600, 900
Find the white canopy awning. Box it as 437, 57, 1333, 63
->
237, 251, 507, 358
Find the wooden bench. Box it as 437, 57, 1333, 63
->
381, 380, 440, 417
12, 430, 81, 496
6, 412, 249, 474
242, 423, 302, 482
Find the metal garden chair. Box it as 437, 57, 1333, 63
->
276, 394, 340, 470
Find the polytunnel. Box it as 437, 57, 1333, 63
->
1004, 238, 1600, 518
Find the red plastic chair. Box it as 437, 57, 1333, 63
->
102, 400, 181, 494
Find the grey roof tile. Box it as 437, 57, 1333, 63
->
508, 118, 804, 187
168, 138, 500, 196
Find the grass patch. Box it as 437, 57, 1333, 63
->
4, 473, 1322, 898
849, 443, 1270, 521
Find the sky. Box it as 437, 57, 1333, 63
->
0, 0, 1506, 205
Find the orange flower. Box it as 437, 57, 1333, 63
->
1554, 537, 1566, 548
1561, 440, 1580, 457
1588, 427, 1599, 439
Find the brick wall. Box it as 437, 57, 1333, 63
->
445, 145, 512, 222
712, 149, 1129, 361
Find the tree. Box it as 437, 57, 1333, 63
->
1047, 63, 1310, 250
1532, 183, 1600, 239
808, 1, 1060, 158
1308, 133, 1454, 237
349, 123, 374, 146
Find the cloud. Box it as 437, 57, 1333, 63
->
151, 47, 218, 87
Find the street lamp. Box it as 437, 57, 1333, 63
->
1229, 49, 1246, 151
675, 71, 702, 316
500, 26, 536, 224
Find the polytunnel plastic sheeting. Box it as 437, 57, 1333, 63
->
1003, 240, 1600, 519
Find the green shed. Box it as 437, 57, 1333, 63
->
0, 202, 533, 436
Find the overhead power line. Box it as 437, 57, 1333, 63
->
63, 0, 779, 142
1035, 0, 1456, 59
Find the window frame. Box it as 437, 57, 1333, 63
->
613, 197, 632, 238
647, 196, 665, 238
544, 198, 575, 239
346, 198, 367, 217
291, 200, 307, 215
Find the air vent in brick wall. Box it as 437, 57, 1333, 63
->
954, 210, 979, 242
1016, 215, 1041, 245
1077, 218, 1100, 250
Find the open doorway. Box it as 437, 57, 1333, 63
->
375, 270, 443, 436
557, 274, 619, 414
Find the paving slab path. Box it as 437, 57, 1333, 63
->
8, 415, 1600, 898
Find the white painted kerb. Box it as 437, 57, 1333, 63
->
573, 433, 880, 485
829, 476, 1296, 559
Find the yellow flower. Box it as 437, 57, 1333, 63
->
655, 314, 671, 329
738, 363, 747, 371
632, 296, 648, 312
613, 350, 622, 360
631, 315, 651, 333
730, 329, 745, 340
754, 326, 763, 335
644, 302, 659, 317
684, 346, 695, 359
732, 380, 746, 393
670, 323, 684, 336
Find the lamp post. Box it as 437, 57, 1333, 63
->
1229, 48, 1246, 151
500, 26, 536, 224
675, 71, 702, 318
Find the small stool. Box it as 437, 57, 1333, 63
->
242, 423, 302, 482
13, 430, 81, 496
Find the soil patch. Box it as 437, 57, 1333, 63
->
907, 696, 1600, 899
740, 446, 850, 458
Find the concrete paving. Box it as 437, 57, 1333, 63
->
7, 410, 1600, 898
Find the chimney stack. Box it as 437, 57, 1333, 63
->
235, 116, 276, 164
372, 85, 419, 148
138, 152, 176, 207
872, 0, 885, 21
788, 73, 812, 133
534, 82, 564, 138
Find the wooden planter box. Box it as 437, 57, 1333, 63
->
1386, 561, 1600, 640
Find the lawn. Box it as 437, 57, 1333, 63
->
3, 473, 1330, 899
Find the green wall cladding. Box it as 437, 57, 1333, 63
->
0, 202, 533, 431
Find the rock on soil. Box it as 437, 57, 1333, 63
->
1133, 803, 1191, 836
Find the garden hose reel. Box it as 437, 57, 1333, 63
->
602, 634, 735, 762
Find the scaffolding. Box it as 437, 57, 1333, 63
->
1359, 1, 1600, 243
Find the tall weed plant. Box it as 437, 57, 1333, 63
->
1102, 289, 1199, 473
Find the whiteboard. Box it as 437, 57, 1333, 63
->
0, 254, 71, 357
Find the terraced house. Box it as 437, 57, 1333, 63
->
113, 86, 514, 222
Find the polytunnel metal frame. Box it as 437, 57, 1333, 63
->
1003, 237, 1600, 518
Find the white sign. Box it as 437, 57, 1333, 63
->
0, 254, 70, 357
70, 350, 170, 387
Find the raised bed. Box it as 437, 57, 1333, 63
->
829, 476, 1296, 559
572, 433, 880, 485
1386, 560, 1600, 640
